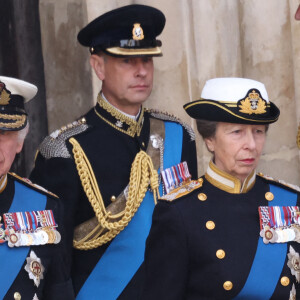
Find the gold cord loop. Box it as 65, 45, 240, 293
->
70, 137, 160, 250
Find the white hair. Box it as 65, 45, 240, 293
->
18, 121, 29, 142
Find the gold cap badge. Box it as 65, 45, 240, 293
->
132, 23, 144, 40
0, 81, 11, 105
239, 89, 267, 115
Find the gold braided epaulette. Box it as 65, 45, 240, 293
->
257, 172, 300, 193
160, 178, 203, 202
9, 172, 59, 198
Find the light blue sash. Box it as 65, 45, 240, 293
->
76, 121, 183, 299
0, 180, 47, 299
234, 184, 297, 300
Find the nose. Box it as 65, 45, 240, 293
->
135, 60, 148, 77
243, 130, 256, 150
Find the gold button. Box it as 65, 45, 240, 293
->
265, 192, 274, 201
223, 281, 233, 291
206, 220, 215, 230
198, 178, 203, 184
280, 276, 290, 286
14, 292, 21, 300
110, 195, 116, 202
142, 142, 145, 148
216, 249, 226, 259
198, 193, 207, 201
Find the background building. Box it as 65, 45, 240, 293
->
1, 0, 300, 184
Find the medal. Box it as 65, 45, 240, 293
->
1, 209, 60, 247
287, 246, 300, 283
24, 250, 44, 287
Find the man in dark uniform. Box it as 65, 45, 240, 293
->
0, 76, 74, 300
143, 78, 300, 299
30, 4, 197, 299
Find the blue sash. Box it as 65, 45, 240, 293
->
77, 122, 183, 299
234, 184, 297, 300
0, 180, 47, 299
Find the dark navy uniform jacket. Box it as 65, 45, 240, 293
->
1, 173, 74, 300
143, 161, 300, 300
30, 97, 197, 299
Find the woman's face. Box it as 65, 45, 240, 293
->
205, 122, 267, 182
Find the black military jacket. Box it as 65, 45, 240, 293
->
0, 173, 74, 300
143, 162, 300, 300
30, 98, 197, 298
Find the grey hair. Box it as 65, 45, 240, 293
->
196, 119, 218, 140
18, 122, 29, 142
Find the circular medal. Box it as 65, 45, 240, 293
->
276, 229, 283, 243
39, 230, 49, 245
0, 228, 5, 240
54, 230, 61, 244
287, 228, 296, 242
20, 233, 28, 246
26, 234, 34, 246
45, 229, 55, 244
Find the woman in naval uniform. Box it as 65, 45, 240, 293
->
142, 77, 300, 300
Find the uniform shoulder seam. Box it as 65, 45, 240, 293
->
257, 172, 300, 193
9, 172, 59, 198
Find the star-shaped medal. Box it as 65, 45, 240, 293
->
24, 250, 45, 287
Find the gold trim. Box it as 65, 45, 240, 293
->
206, 161, 255, 194
185, 100, 276, 123
0, 114, 26, 128
70, 137, 160, 250
96, 94, 144, 137
207, 161, 241, 193
241, 170, 255, 193
106, 46, 162, 56
0, 174, 7, 193
0, 89, 11, 105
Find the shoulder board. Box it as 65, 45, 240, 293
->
160, 178, 203, 201
39, 117, 89, 159
257, 172, 300, 193
146, 109, 195, 141
8, 172, 59, 198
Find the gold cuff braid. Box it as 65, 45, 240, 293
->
70, 137, 160, 250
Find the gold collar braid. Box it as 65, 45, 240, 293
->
96, 94, 144, 137
70, 137, 160, 250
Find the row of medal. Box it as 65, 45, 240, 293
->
161, 161, 191, 194
259, 206, 300, 244
0, 209, 61, 247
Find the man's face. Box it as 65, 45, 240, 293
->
98, 55, 154, 115
0, 130, 23, 177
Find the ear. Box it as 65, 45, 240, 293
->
16, 140, 24, 154
90, 54, 106, 81
204, 137, 215, 153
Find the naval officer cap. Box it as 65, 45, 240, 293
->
0, 76, 37, 131
77, 4, 166, 57
184, 77, 280, 125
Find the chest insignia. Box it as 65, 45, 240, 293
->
287, 246, 300, 283
24, 250, 45, 287
259, 206, 300, 244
